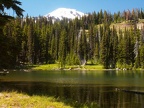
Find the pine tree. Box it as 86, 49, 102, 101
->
109, 26, 118, 68
10, 18, 23, 65
89, 25, 95, 63
134, 29, 141, 68
100, 24, 110, 68
27, 21, 34, 64
99, 9, 103, 24
94, 26, 100, 64
78, 29, 87, 65
140, 43, 144, 68
59, 28, 67, 68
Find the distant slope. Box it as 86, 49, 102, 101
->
110, 21, 135, 30
97, 19, 144, 31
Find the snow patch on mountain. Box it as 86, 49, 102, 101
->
44, 8, 85, 20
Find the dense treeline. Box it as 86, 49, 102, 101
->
0, 0, 24, 69
1, 9, 144, 69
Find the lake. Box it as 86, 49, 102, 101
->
0, 70, 144, 108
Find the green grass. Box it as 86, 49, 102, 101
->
0, 91, 72, 108
32, 64, 59, 70
0, 91, 100, 108
84, 64, 103, 70
31, 63, 104, 70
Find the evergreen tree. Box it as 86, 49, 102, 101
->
109, 26, 118, 68
89, 25, 95, 63
140, 43, 144, 68
94, 26, 100, 64
59, 28, 67, 68
100, 24, 110, 68
78, 29, 87, 65
27, 22, 34, 64
117, 29, 124, 68
134, 29, 141, 68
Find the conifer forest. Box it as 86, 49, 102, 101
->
1, 9, 144, 69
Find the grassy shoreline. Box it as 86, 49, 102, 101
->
31, 64, 142, 71
31, 64, 104, 71
0, 91, 72, 108
24, 64, 143, 71
0, 91, 99, 108
2, 63, 143, 71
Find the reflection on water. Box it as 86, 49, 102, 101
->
0, 70, 144, 108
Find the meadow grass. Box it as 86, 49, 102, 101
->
0, 91, 100, 108
31, 63, 104, 70
84, 64, 103, 70
32, 64, 59, 70
0, 91, 72, 108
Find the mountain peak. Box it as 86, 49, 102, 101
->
44, 8, 85, 20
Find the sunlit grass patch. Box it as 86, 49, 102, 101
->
0, 91, 72, 108
84, 64, 104, 70
31, 63, 104, 70
32, 64, 59, 70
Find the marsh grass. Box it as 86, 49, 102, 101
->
0, 91, 72, 108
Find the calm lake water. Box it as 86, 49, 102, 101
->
0, 70, 144, 108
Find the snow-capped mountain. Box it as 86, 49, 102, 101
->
44, 8, 85, 20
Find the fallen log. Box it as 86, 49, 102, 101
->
119, 89, 144, 95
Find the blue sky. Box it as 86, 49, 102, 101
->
8, 0, 144, 17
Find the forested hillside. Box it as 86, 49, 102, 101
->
1, 9, 144, 69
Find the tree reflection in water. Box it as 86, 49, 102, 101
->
0, 82, 144, 108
